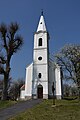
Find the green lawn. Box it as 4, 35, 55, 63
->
9, 99, 80, 120
0, 100, 17, 109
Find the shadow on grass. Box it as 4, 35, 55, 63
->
63, 97, 78, 100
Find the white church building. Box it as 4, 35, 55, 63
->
20, 13, 62, 100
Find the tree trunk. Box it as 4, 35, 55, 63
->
2, 74, 9, 100
2, 56, 11, 100
78, 87, 80, 100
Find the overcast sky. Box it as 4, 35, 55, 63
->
0, 0, 80, 80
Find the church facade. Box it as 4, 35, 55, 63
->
20, 13, 62, 100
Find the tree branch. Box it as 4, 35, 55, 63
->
0, 56, 6, 64
0, 23, 8, 52
0, 65, 5, 74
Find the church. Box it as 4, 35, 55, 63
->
20, 13, 62, 100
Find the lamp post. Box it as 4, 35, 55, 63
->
52, 82, 55, 105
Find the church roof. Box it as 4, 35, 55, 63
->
37, 12, 47, 32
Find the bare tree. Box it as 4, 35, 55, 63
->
55, 44, 80, 99
9, 79, 25, 100
63, 83, 78, 98
0, 23, 23, 100
63, 84, 71, 97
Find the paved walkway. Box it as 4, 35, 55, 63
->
0, 99, 42, 120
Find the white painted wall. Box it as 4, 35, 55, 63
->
55, 65, 62, 99
34, 32, 48, 49
49, 60, 55, 96
20, 90, 25, 99
33, 64, 48, 81
25, 63, 33, 97
48, 60, 62, 99
34, 49, 48, 64
32, 63, 48, 98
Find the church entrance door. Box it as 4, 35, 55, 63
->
37, 84, 43, 99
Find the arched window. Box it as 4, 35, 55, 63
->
38, 38, 42, 46
38, 73, 41, 78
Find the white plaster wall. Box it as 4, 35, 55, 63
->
33, 64, 48, 81
32, 64, 48, 96
32, 81, 48, 98
55, 65, 62, 99
32, 81, 37, 95
42, 82, 48, 95
20, 90, 25, 99
25, 63, 33, 96
49, 61, 56, 96
34, 32, 48, 49
33, 49, 48, 64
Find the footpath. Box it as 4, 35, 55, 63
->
0, 99, 42, 120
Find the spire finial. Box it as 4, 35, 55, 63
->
41, 9, 43, 16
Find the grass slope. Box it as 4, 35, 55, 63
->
10, 99, 80, 120
0, 100, 17, 109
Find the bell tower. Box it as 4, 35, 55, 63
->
20, 12, 62, 100
32, 12, 50, 99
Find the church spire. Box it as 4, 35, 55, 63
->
37, 11, 47, 32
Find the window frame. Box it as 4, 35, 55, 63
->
38, 73, 42, 78
38, 56, 42, 61
38, 38, 42, 46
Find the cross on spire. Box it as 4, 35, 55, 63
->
41, 10, 43, 16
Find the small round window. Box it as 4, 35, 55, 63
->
38, 57, 42, 60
